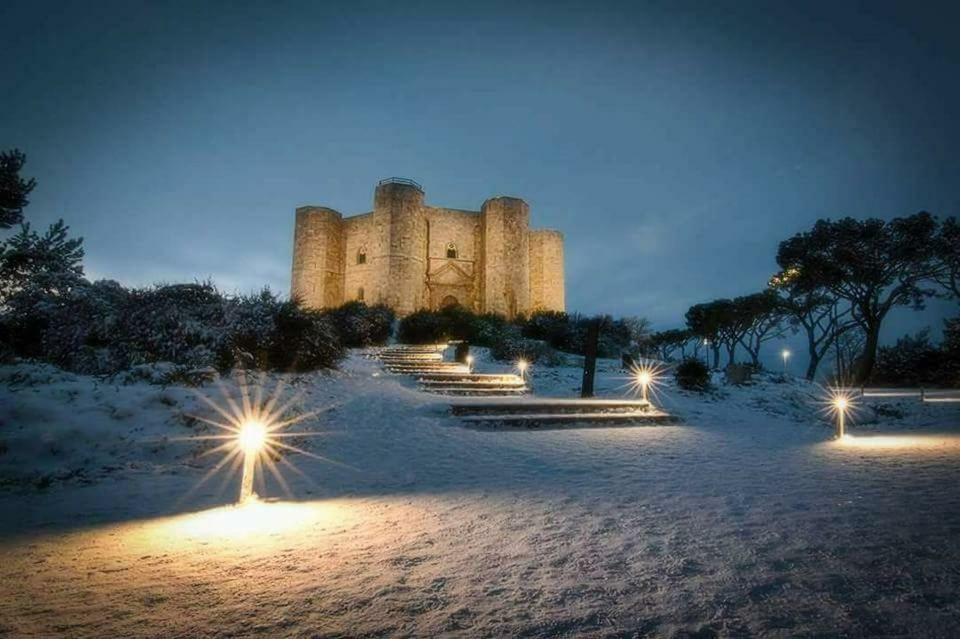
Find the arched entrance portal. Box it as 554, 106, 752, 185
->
441, 295, 459, 308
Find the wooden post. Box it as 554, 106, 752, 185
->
581, 317, 601, 398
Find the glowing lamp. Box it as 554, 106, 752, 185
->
831, 393, 853, 439
637, 370, 652, 402
516, 359, 529, 381
238, 420, 267, 503
239, 420, 266, 454
466, 354, 475, 371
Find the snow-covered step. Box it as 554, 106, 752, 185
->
416, 372, 521, 383
459, 410, 675, 427
450, 398, 652, 416
386, 365, 470, 373
422, 386, 530, 396
379, 353, 444, 362
419, 378, 526, 390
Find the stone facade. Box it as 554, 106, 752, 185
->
291, 179, 565, 318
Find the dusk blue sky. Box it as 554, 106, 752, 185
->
2, 0, 958, 368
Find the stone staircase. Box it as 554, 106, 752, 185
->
450, 398, 675, 428
377, 345, 676, 427
376, 345, 529, 396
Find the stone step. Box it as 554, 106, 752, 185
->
450, 398, 652, 416
386, 364, 469, 371
422, 386, 530, 396
419, 379, 526, 390
380, 353, 444, 361
460, 410, 675, 427
416, 372, 521, 382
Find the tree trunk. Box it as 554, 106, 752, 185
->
581, 318, 600, 397
804, 328, 820, 381
712, 346, 720, 369
856, 323, 881, 384
726, 344, 736, 367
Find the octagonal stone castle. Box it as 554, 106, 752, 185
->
291, 178, 565, 318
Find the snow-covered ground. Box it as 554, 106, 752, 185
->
1, 350, 959, 638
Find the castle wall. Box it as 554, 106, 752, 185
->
342, 212, 377, 303
528, 229, 565, 312
291, 207, 344, 309
424, 207, 481, 310
480, 197, 530, 318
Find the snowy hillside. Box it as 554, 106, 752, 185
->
1, 350, 959, 637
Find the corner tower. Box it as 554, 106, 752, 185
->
373, 178, 428, 315
291, 206, 345, 309
529, 229, 565, 312
480, 196, 530, 318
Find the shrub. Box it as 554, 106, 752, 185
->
397, 305, 500, 345
871, 329, 953, 387
0, 280, 347, 376
490, 335, 562, 366
397, 309, 447, 344
324, 301, 395, 347
268, 302, 345, 372
675, 357, 710, 391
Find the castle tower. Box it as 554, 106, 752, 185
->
529, 229, 565, 312
373, 179, 428, 315
480, 196, 530, 318
291, 206, 345, 309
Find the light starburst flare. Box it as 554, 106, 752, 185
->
820, 386, 858, 439
169, 372, 344, 505
622, 360, 668, 406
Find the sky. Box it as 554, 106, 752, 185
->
2, 0, 958, 368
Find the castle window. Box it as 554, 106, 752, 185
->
357, 247, 367, 265
357, 287, 365, 301
446, 242, 458, 259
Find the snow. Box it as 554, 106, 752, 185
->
1, 350, 959, 637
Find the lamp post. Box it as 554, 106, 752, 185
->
517, 359, 529, 383
637, 370, 652, 403
781, 349, 791, 375
835, 396, 848, 439
466, 354, 474, 372
238, 420, 266, 502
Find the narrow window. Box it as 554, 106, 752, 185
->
358, 287, 365, 301
357, 247, 367, 265
446, 242, 458, 259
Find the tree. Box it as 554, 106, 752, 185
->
770, 268, 855, 380
685, 301, 725, 368
644, 328, 693, 361
734, 291, 784, 367
934, 216, 960, 299
622, 316, 652, 350
0, 149, 37, 228
777, 213, 942, 383
0, 220, 85, 303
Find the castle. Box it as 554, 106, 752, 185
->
291, 178, 565, 318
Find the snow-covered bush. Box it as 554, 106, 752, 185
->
219, 289, 281, 369
268, 301, 345, 372
675, 357, 710, 391
397, 309, 448, 344
0, 280, 347, 376
39, 279, 131, 373
324, 301, 395, 347
490, 335, 562, 366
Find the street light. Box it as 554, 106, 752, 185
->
465, 354, 474, 372
238, 420, 266, 503
781, 349, 791, 375
516, 359, 529, 381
